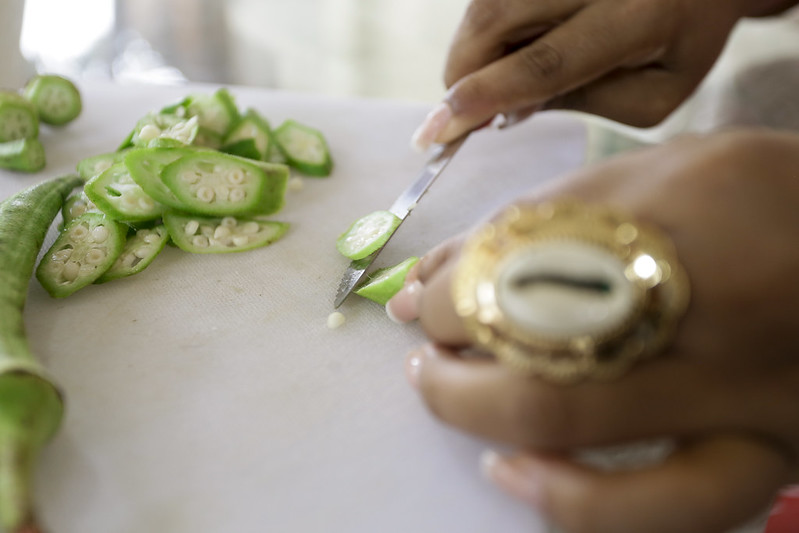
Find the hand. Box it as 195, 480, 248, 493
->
411, 0, 795, 152
389, 128, 799, 533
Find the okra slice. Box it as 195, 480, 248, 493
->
84, 162, 164, 223
76, 149, 131, 180
36, 213, 127, 298
22, 74, 82, 126
163, 212, 288, 254
161, 151, 286, 216
0, 91, 38, 142
126, 113, 199, 148
96, 225, 169, 283
184, 88, 239, 137
192, 126, 224, 150
354, 256, 420, 305
274, 119, 333, 176
0, 138, 46, 172
221, 109, 272, 160
336, 210, 401, 260
61, 190, 101, 226
124, 146, 197, 209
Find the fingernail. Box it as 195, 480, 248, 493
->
410, 102, 453, 153
386, 280, 424, 324
480, 450, 543, 507
405, 349, 424, 388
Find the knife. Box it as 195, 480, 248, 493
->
333, 133, 469, 308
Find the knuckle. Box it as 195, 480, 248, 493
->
517, 41, 564, 81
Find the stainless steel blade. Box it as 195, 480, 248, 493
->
333, 134, 469, 308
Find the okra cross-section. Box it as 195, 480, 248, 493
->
336, 210, 401, 260
36, 213, 127, 298
96, 225, 169, 283
161, 151, 284, 216
0, 91, 38, 142
164, 212, 288, 254
84, 162, 164, 223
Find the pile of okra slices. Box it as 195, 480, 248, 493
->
36, 88, 333, 298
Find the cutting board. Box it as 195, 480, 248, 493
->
1, 81, 587, 533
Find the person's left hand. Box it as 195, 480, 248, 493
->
388, 128, 799, 533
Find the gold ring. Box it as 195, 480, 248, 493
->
451, 199, 690, 383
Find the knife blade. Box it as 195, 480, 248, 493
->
333, 133, 469, 308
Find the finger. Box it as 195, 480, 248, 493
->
410, 343, 754, 450
482, 436, 790, 533
444, 0, 583, 88
437, 2, 675, 143
386, 236, 464, 324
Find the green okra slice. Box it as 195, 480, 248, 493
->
121, 112, 199, 149
355, 256, 419, 305
124, 146, 197, 209
274, 119, 333, 176
76, 149, 131, 180
0, 174, 81, 531
96, 224, 169, 283
161, 150, 287, 216
84, 162, 164, 223
221, 108, 273, 161
61, 190, 101, 226
163, 211, 288, 254
22, 74, 82, 126
184, 88, 240, 137
0, 138, 46, 172
336, 210, 401, 260
36, 212, 127, 298
0, 91, 39, 143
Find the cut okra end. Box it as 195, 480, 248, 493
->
336, 210, 401, 260
354, 256, 420, 305
36, 212, 128, 298
84, 162, 165, 223
163, 211, 289, 254
95, 225, 169, 283
274, 119, 333, 177
0, 91, 39, 143
0, 138, 46, 172
23, 74, 82, 126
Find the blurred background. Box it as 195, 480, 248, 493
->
8, 0, 470, 103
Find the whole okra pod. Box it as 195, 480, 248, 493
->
0, 174, 83, 532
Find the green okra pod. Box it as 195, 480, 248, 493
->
0, 174, 83, 532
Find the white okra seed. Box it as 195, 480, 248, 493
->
62, 261, 81, 282
196, 186, 215, 203
181, 171, 200, 184
84, 248, 107, 265
121, 254, 136, 268
200, 225, 214, 237
53, 248, 73, 261
133, 246, 151, 259
240, 221, 259, 234
184, 220, 200, 235
69, 224, 89, 241
232, 236, 249, 247
192, 235, 210, 248
221, 216, 237, 228
138, 196, 155, 210
139, 124, 162, 142
214, 226, 232, 240
214, 185, 230, 201
227, 168, 245, 185
229, 188, 246, 202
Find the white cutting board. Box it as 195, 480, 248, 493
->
1, 81, 586, 533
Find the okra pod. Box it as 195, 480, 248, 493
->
0, 174, 82, 531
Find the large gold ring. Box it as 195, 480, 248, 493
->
451, 199, 690, 383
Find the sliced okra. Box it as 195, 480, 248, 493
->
84, 162, 164, 223
184, 88, 240, 137
124, 146, 197, 210
36, 212, 127, 298
336, 210, 401, 260
274, 119, 333, 177
192, 126, 224, 150
163, 212, 288, 254
22, 74, 82, 126
123, 112, 199, 149
355, 256, 419, 305
96, 225, 169, 283
76, 149, 131, 180
221, 108, 273, 161
0, 138, 46, 172
0, 91, 39, 142
161, 151, 287, 216
62, 190, 101, 226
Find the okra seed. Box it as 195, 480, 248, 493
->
221, 216, 237, 228
69, 224, 89, 240
200, 225, 214, 237
138, 196, 155, 210
142, 232, 159, 244
192, 235, 210, 248
214, 226, 232, 240
79, 264, 96, 275
229, 188, 246, 202
139, 124, 162, 142
181, 171, 200, 184
240, 221, 259, 235
184, 220, 200, 235
62, 261, 81, 282
196, 186, 215, 203
214, 185, 230, 201
133, 247, 150, 259
227, 168, 245, 185
52, 248, 73, 261
84, 248, 106, 265
233, 236, 249, 247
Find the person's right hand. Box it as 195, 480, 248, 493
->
411, 0, 797, 151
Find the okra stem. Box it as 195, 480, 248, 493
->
0, 174, 83, 531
